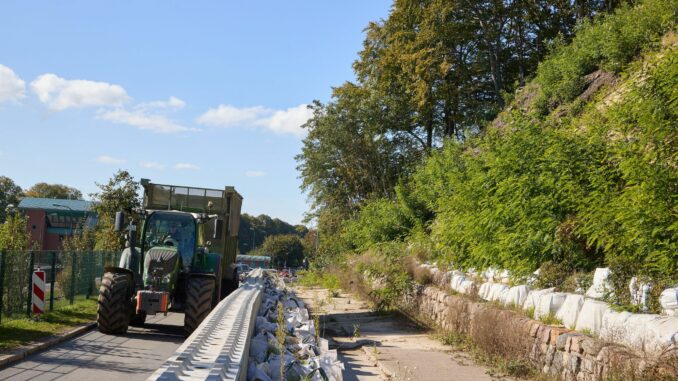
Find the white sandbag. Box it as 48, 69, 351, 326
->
599, 309, 633, 344
450, 273, 466, 292
575, 299, 611, 334
526, 268, 540, 287
585, 267, 611, 299
256, 315, 278, 333
498, 269, 511, 284
660, 288, 678, 316
556, 293, 585, 329
483, 268, 498, 282
478, 282, 493, 301
629, 277, 652, 311
457, 279, 476, 295
248, 361, 273, 381
644, 315, 678, 353
534, 292, 567, 320
250, 333, 270, 363
487, 283, 509, 303
504, 285, 529, 307
601, 312, 678, 354
523, 288, 555, 311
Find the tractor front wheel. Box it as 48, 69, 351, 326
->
97, 272, 132, 334
184, 276, 215, 335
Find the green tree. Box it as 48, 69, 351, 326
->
25, 182, 82, 199
238, 213, 307, 254
0, 213, 31, 251
261, 234, 305, 268
90, 170, 141, 251
0, 176, 23, 223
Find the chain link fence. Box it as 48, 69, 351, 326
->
0, 250, 121, 323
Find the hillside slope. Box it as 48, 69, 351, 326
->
340, 0, 677, 311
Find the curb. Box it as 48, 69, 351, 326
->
0, 322, 96, 370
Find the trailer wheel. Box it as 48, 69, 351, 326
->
184, 276, 215, 335
97, 272, 131, 334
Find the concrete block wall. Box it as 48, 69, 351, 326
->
394, 279, 677, 380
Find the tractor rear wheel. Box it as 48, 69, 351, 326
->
97, 272, 131, 334
184, 276, 215, 335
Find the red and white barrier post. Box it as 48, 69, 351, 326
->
32, 269, 46, 315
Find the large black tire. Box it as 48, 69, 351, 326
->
97, 272, 132, 334
184, 276, 215, 335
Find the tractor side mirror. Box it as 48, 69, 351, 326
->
114, 211, 125, 232
213, 219, 223, 240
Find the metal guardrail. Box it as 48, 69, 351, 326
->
149, 269, 265, 381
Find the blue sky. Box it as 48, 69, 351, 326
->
0, 1, 392, 225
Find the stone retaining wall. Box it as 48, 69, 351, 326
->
394, 277, 677, 380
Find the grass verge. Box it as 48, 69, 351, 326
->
0, 297, 97, 350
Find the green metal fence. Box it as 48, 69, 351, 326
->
0, 250, 120, 323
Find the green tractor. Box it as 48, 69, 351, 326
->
96, 179, 243, 335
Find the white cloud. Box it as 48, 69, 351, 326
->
137, 96, 186, 111
196, 104, 268, 126
31, 73, 130, 110
0, 64, 26, 103
256, 104, 313, 137
196, 103, 312, 137
174, 163, 199, 170
245, 170, 266, 177
140, 161, 165, 170
97, 108, 195, 134
97, 155, 126, 165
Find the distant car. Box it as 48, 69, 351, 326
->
235, 263, 252, 274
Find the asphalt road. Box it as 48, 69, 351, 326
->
0, 312, 185, 381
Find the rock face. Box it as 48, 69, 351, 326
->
392, 280, 677, 381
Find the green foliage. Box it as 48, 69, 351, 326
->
90, 170, 140, 251
0, 176, 23, 224
534, 0, 676, 114
539, 312, 564, 326
0, 298, 97, 350
24, 182, 82, 200
342, 198, 412, 252
0, 213, 32, 251
300, 0, 677, 309
238, 213, 306, 254
356, 243, 412, 311
90, 170, 140, 217
62, 228, 96, 252
261, 234, 305, 268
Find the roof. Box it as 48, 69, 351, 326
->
237, 255, 271, 261
18, 198, 94, 212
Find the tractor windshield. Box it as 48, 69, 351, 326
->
143, 212, 196, 269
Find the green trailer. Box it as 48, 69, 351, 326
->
96, 179, 243, 335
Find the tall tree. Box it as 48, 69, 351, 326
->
90, 170, 141, 251
25, 182, 82, 200
261, 234, 305, 268
0, 176, 23, 223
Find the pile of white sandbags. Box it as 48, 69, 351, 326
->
438, 264, 678, 356
248, 275, 343, 381
600, 310, 678, 354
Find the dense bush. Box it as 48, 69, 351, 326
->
340, 0, 677, 288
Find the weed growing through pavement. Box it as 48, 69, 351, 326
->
276, 302, 286, 381
353, 323, 361, 338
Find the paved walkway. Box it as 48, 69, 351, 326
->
0, 313, 185, 381
294, 286, 513, 381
